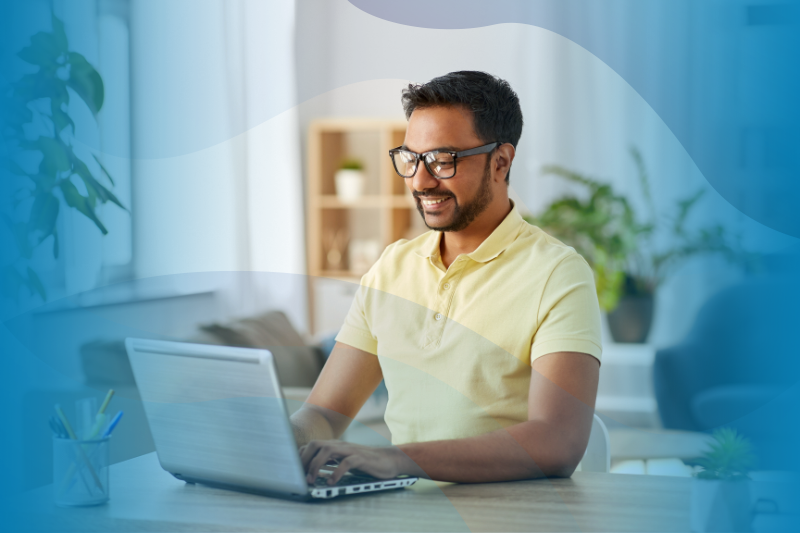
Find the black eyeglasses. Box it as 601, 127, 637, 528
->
388, 142, 499, 179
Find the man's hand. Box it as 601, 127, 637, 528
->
299, 440, 417, 485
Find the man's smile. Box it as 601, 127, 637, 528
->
418, 196, 453, 211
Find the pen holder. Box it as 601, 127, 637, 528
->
53, 436, 110, 507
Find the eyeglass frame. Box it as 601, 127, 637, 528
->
388, 141, 500, 179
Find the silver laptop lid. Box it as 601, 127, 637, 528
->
125, 338, 309, 496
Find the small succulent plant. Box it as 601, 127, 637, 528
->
340, 158, 364, 171
695, 428, 756, 481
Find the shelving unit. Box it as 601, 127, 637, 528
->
306, 118, 425, 281
306, 118, 427, 334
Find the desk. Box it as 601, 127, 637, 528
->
12, 453, 691, 532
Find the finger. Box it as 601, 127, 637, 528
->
306, 444, 336, 483
328, 455, 360, 485
299, 441, 321, 471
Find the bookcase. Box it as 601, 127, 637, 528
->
305, 118, 428, 333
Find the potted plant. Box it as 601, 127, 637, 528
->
524, 147, 742, 343
1, 14, 127, 302
335, 158, 365, 204
691, 428, 756, 533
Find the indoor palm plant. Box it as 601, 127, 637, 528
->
525, 147, 740, 342
1, 15, 126, 302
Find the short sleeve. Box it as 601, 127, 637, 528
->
335, 277, 379, 355
531, 253, 603, 363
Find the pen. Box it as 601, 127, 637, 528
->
98, 389, 115, 415
85, 389, 115, 439
102, 411, 123, 438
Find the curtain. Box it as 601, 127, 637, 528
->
130, 0, 307, 329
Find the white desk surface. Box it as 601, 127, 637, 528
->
13, 451, 692, 532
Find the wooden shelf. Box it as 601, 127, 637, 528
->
313, 195, 416, 209
306, 118, 429, 333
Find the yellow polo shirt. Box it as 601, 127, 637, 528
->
335, 203, 602, 445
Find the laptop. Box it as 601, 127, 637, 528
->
125, 338, 417, 501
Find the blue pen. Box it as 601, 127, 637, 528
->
102, 411, 123, 438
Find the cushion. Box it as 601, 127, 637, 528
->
191, 310, 325, 388
80, 311, 324, 389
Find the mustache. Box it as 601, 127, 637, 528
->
413, 191, 455, 199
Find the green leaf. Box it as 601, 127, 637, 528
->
25, 137, 71, 177
12, 72, 70, 115
70, 156, 126, 211
30, 172, 57, 191
66, 52, 104, 116
17, 29, 65, 67
26, 267, 47, 301
51, 98, 74, 134
92, 154, 115, 186
674, 190, 705, 235
29, 192, 60, 239
59, 178, 108, 234
696, 428, 756, 480
51, 15, 68, 52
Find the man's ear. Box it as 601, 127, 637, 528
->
493, 143, 516, 183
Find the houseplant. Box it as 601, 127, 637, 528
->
1, 14, 126, 302
525, 147, 740, 342
335, 158, 365, 204
691, 428, 756, 532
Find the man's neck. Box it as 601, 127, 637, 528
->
439, 199, 513, 269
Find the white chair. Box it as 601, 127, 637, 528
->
575, 414, 610, 473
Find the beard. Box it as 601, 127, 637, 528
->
415, 157, 494, 232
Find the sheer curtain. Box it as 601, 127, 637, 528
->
130, 0, 307, 328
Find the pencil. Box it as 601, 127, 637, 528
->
98, 389, 115, 415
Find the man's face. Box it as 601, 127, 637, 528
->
403, 106, 495, 232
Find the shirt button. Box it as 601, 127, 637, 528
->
434, 313, 443, 321
442, 283, 451, 290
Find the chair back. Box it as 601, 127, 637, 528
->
576, 414, 610, 473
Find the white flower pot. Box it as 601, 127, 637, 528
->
335, 170, 364, 204
691, 478, 752, 532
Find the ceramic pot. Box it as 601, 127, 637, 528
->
335, 169, 364, 204
607, 294, 654, 343
691, 478, 752, 532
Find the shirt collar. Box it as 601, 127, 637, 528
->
413, 201, 525, 264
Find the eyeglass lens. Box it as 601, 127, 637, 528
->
393, 151, 456, 178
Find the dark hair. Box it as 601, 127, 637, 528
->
401, 71, 523, 183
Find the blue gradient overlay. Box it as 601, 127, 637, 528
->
2, 0, 799, 531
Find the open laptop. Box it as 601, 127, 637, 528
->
125, 338, 417, 501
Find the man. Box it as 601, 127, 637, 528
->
292, 71, 602, 484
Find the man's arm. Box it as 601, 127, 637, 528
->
300, 350, 599, 484
290, 341, 383, 447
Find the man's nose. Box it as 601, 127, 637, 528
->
410, 161, 440, 192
